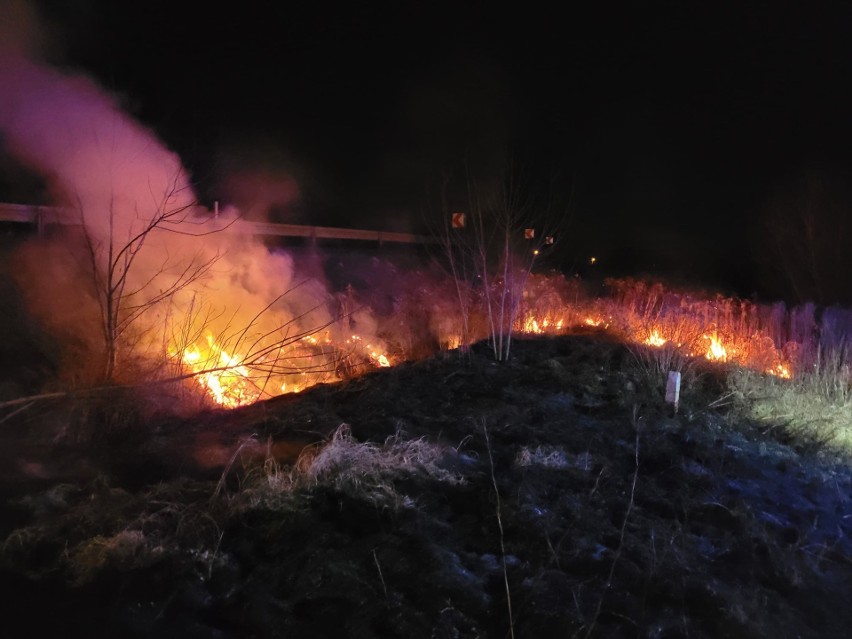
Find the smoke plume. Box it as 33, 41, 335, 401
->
0, 1, 371, 399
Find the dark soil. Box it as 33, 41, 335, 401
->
1, 332, 851, 638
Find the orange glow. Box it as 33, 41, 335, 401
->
444, 335, 463, 350
173, 275, 804, 409
373, 353, 391, 367
519, 315, 565, 335
704, 333, 727, 362
767, 363, 792, 379
181, 335, 259, 408
525, 317, 542, 333
176, 330, 391, 408
644, 329, 667, 347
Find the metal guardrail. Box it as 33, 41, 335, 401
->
0, 202, 435, 245
0, 203, 68, 226
224, 219, 434, 244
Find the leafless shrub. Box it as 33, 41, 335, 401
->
429, 162, 569, 361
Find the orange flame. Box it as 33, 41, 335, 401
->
703, 333, 727, 362
644, 329, 667, 347
181, 336, 259, 408
178, 330, 391, 408
176, 277, 804, 408
520, 316, 564, 334
767, 363, 792, 379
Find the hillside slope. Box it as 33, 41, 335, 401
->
1, 333, 851, 638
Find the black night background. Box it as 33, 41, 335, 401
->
6, 0, 852, 302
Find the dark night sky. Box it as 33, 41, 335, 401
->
10, 1, 852, 301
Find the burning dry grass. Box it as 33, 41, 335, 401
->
424, 273, 852, 455
10, 225, 852, 458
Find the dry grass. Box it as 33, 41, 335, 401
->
628, 342, 701, 398
728, 347, 852, 456
66, 529, 163, 585
237, 424, 466, 510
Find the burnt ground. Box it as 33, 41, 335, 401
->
1, 331, 851, 638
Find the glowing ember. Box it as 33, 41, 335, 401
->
584, 317, 604, 327
644, 329, 667, 347
704, 334, 727, 362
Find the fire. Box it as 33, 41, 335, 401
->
177, 330, 392, 408
767, 363, 792, 379
181, 336, 260, 408
520, 316, 564, 334
644, 329, 667, 347
703, 333, 727, 362
372, 353, 391, 367
524, 317, 543, 333
348, 334, 391, 367
174, 276, 803, 410
444, 335, 463, 350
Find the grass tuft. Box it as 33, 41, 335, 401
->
238, 424, 466, 510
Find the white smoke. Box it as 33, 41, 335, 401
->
0, 1, 373, 397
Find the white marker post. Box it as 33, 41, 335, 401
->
665, 371, 681, 414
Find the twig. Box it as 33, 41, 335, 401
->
0, 392, 67, 410
482, 421, 515, 639
372, 548, 389, 605
0, 400, 37, 424
212, 433, 258, 499
707, 391, 737, 409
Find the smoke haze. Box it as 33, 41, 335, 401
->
0, 0, 373, 396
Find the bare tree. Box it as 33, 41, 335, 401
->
432, 161, 569, 361
76, 173, 221, 381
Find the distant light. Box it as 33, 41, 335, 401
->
589, 256, 597, 265
533, 249, 539, 255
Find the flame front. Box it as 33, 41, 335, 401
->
178, 331, 392, 408
172, 274, 806, 409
